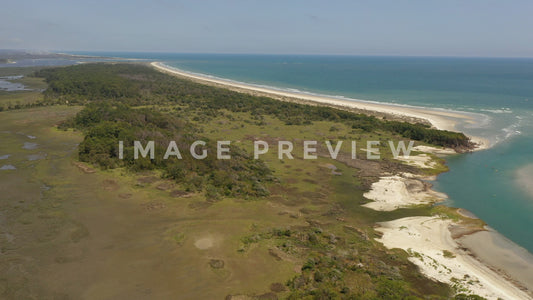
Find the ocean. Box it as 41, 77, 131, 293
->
68, 52, 533, 253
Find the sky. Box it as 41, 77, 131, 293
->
1, 0, 533, 57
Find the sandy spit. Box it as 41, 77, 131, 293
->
151, 62, 490, 151
376, 217, 531, 299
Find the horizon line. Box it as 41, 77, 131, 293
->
3, 48, 533, 60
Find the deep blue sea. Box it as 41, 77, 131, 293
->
67, 52, 533, 253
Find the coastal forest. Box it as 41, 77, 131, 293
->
32, 64, 472, 200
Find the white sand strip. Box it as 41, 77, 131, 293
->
376, 216, 531, 300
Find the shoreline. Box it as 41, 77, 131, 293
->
458, 228, 533, 295
362, 168, 532, 298
359, 163, 533, 298
376, 216, 532, 299
150, 61, 531, 298
151, 62, 490, 151
358, 156, 533, 298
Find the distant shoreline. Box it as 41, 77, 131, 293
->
151, 61, 490, 151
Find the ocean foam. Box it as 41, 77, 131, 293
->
480, 108, 513, 114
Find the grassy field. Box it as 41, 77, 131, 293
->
0, 105, 304, 299
0, 64, 476, 299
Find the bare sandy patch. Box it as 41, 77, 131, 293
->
395, 153, 437, 169
395, 145, 458, 168
73, 161, 95, 174
376, 216, 531, 300
412, 145, 457, 155
194, 236, 215, 250
362, 174, 445, 211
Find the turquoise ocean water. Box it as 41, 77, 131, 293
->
71, 52, 533, 253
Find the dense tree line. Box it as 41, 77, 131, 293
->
61, 101, 272, 199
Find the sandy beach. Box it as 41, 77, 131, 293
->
361, 162, 533, 298
150, 61, 533, 298
151, 62, 490, 150
363, 167, 533, 298
377, 217, 532, 299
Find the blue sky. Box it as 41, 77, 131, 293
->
1, 0, 533, 57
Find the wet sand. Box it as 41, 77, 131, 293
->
458, 229, 533, 297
